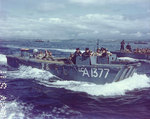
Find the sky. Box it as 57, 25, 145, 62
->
0, 0, 150, 40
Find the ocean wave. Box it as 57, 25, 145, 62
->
0, 100, 26, 119
49, 48, 84, 53
38, 73, 150, 97
118, 57, 138, 62
0, 100, 81, 119
5, 44, 78, 53
7, 66, 54, 80
0, 54, 7, 65
4, 57, 150, 97
118, 57, 150, 63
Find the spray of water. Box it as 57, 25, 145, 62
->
0, 54, 7, 65
4, 58, 150, 97
0, 101, 26, 119
38, 73, 150, 96
7, 65, 54, 80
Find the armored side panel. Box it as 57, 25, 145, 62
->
76, 56, 90, 65
47, 63, 138, 84
7, 56, 20, 68
97, 56, 108, 64
109, 54, 117, 63
90, 56, 97, 65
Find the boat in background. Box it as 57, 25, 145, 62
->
134, 41, 148, 44
112, 50, 150, 60
35, 40, 44, 42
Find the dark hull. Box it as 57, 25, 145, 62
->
6, 55, 139, 84
112, 51, 150, 60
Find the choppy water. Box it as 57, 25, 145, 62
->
0, 39, 150, 119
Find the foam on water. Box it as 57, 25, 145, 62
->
5, 64, 150, 97
118, 57, 138, 62
50, 48, 76, 53
0, 101, 26, 119
5, 44, 80, 53
7, 66, 54, 80
0, 100, 80, 119
49, 48, 84, 53
118, 57, 150, 63
0, 54, 7, 65
39, 73, 150, 96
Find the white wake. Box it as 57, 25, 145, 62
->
5, 65, 150, 97
7, 66, 54, 80
0, 54, 7, 65
38, 73, 150, 96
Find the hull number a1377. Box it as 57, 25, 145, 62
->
78, 67, 110, 78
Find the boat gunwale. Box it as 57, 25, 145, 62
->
6, 55, 140, 68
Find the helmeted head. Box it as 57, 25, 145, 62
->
76, 48, 80, 50
97, 48, 100, 53
33, 49, 38, 53
85, 48, 89, 52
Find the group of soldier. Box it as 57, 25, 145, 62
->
120, 40, 150, 54
34, 50, 54, 60
70, 47, 112, 63
120, 40, 132, 52
134, 48, 150, 54
33, 47, 112, 63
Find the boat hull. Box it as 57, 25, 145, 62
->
6, 55, 139, 84
112, 51, 150, 60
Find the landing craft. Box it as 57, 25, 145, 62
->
111, 50, 150, 60
111, 43, 150, 76
6, 49, 140, 84
112, 41, 150, 60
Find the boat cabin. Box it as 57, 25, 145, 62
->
75, 54, 117, 65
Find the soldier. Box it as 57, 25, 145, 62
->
33, 49, 38, 58
126, 43, 132, 52
82, 48, 91, 57
101, 48, 112, 57
101, 48, 107, 57
36, 51, 44, 59
42, 50, 54, 60
71, 48, 82, 64
93, 48, 102, 56
120, 40, 125, 51
73, 48, 82, 57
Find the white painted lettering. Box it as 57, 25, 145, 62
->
104, 69, 110, 78
41, 63, 44, 70
78, 67, 110, 79
91, 68, 98, 77
98, 68, 103, 78
82, 68, 90, 77
46, 64, 49, 70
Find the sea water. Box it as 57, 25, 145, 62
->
0, 39, 150, 119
